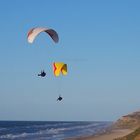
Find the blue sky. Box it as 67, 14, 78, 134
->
0, 0, 140, 121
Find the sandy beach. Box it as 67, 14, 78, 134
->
67, 129, 133, 140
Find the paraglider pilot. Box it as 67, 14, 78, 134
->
38, 70, 46, 77
57, 95, 63, 101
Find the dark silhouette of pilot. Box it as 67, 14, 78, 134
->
38, 70, 46, 77
57, 95, 63, 101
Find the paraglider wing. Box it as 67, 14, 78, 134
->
53, 62, 67, 76
27, 27, 59, 44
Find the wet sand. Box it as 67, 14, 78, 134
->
67, 129, 133, 140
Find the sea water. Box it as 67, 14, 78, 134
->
0, 121, 112, 140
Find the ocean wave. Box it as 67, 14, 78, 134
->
0, 128, 7, 131
0, 127, 67, 139
24, 122, 72, 129
0, 133, 28, 139
53, 122, 107, 132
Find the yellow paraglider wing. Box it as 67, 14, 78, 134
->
53, 62, 67, 76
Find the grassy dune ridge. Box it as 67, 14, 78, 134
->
113, 111, 140, 140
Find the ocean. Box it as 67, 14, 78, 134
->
0, 121, 112, 140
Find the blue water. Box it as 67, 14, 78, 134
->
0, 121, 112, 140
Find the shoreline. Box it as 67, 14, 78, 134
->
66, 128, 134, 140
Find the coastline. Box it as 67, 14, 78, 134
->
66, 128, 134, 140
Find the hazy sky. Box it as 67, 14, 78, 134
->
0, 0, 140, 121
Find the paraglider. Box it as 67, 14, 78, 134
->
57, 95, 63, 101
53, 62, 67, 77
38, 70, 46, 77
27, 27, 59, 44
27, 27, 59, 78
53, 62, 67, 101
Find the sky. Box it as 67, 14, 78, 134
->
0, 0, 140, 121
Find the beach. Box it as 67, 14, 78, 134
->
67, 128, 133, 140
